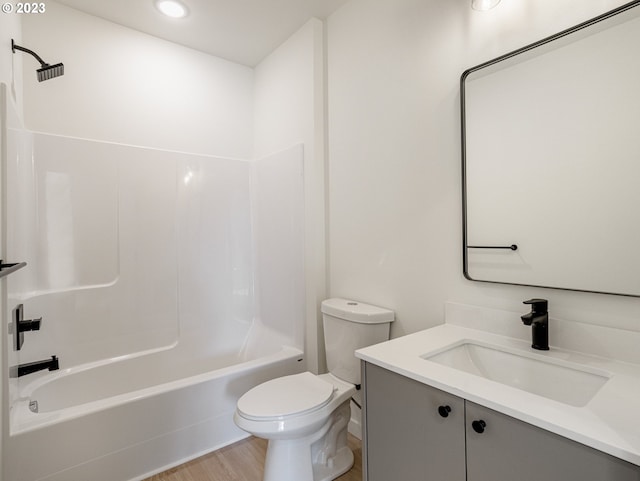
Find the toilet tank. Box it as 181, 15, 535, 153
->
321, 298, 394, 385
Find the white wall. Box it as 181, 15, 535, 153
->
327, 0, 467, 337
327, 0, 640, 339
21, 1, 254, 158
254, 18, 327, 372
0, 14, 22, 114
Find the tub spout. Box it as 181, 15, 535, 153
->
10, 355, 59, 378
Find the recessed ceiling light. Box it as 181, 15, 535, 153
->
155, 0, 188, 18
471, 0, 501, 11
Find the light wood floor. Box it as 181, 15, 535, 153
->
144, 434, 362, 481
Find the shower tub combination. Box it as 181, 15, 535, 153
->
3, 89, 306, 481
8, 343, 304, 481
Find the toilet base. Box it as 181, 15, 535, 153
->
262, 400, 353, 481
313, 445, 354, 481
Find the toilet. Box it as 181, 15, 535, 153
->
234, 298, 394, 481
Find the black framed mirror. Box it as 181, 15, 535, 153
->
461, 1, 640, 297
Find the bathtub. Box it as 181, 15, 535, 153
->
6, 344, 304, 481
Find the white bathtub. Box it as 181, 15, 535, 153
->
7, 344, 304, 481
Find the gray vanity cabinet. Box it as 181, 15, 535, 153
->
362, 362, 640, 481
465, 401, 640, 481
363, 362, 466, 481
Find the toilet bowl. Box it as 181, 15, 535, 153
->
234, 298, 394, 481
234, 372, 356, 481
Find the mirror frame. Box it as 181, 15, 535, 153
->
460, 0, 640, 297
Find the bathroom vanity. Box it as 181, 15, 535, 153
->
362, 363, 637, 481
356, 303, 640, 481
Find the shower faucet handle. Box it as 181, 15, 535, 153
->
20, 317, 42, 331
16, 304, 42, 331
13, 304, 43, 351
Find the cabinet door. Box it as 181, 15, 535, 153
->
466, 401, 640, 481
363, 362, 465, 481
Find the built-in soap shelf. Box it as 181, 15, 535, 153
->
0, 261, 27, 279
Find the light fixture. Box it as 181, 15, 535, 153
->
472, 0, 501, 11
155, 0, 188, 18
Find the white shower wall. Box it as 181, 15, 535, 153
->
247, 147, 305, 358
20, 3, 326, 372
6, 132, 304, 376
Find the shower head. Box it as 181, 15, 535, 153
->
36, 63, 64, 82
11, 39, 64, 82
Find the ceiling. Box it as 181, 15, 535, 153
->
55, 0, 350, 67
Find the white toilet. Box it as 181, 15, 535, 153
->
234, 298, 394, 481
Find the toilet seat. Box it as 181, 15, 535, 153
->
236, 372, 335, 421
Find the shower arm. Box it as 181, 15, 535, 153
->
12, 39, 48, 67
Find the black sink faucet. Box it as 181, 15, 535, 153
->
521, 299, 549, 350
10, 355, 59, 378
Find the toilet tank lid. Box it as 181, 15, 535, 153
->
321, 298, 395, 324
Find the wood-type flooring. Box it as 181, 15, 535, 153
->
144, 434, 362, 481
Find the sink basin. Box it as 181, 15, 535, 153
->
423, 342, 610, 407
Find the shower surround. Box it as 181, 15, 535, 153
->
2, 91, 306, 480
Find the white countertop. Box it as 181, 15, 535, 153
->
356, 305, 640, 467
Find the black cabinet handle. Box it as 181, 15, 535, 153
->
472, 420, 486, 434
438, 405, 451, 418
